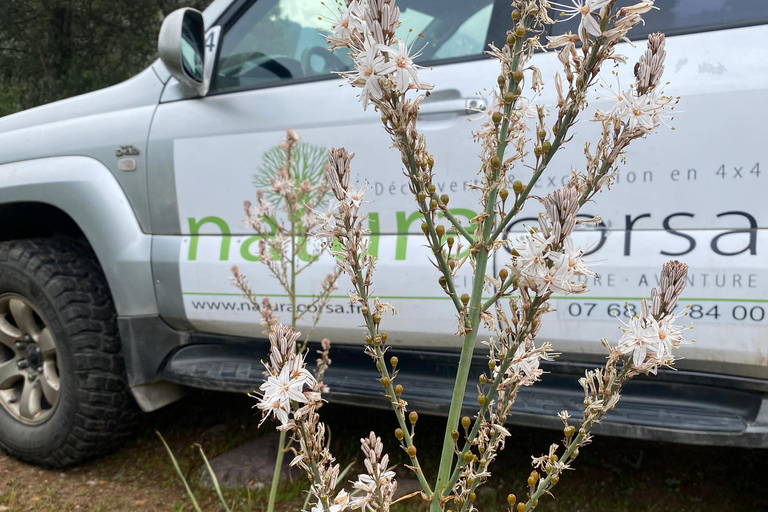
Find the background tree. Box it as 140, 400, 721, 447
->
0, 0, 212, 117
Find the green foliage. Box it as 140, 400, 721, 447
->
0, 0, 213, 117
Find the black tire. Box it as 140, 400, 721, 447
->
0, 238, 136, 467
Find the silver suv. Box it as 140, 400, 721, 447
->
0, 0, 766, 467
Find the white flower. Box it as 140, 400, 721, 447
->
257, 357, 314, 426
603, 89, 673, 133
511, 343, 542, 380
376, 40, 425, 93
532, 259, 573, 295
343, 184, 368, 208
549, 0, 611, 40
646, 313, 690, 362
311, 200, 340, 234
616, 316, 662, 368
346, 35, 385, 109
550, 237, 594, 277
511, 230, 553, 275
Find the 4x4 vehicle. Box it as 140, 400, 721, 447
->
0, 0, 766, 467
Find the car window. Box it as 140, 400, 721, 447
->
212, 0, 495, 93
549, 0, 768, 39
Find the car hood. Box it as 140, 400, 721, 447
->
0, 66, 165, 137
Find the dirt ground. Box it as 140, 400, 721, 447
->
0, 390, 765, 512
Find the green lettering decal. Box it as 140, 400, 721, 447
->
368, 212, 380, 258
395, 211, 423, 260
240, 236, 261, 262
297, 236, 320, 263
187, 216, 231, 261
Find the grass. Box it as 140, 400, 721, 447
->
0, 389, 765, 511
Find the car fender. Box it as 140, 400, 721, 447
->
0, 155, 157, 316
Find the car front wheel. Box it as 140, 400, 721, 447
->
0, 239, 136, 467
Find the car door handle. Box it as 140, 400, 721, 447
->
419, 96, 487, 117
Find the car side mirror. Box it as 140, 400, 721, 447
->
158, 8, 208, 96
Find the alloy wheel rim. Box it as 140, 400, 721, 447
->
0, 294, 60, 425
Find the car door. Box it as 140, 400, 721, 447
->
147, 0, 507, 347
506, 0, 768, 378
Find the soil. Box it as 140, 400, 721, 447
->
0, 390, 765, 512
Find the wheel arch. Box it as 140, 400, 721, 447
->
0, 156, 157, 317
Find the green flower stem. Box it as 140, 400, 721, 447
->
343, 217, 434, 498
440, 203, 475, 245
521, 358, 632, 512
481, 274, 517, 312
267, 429, 288, 512
430, 20, 530, 509
396, 135, 466, 318
578, 137, 633, 208
490, 34, 609, 243
445, 296, 545, 492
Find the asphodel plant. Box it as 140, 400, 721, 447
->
253, 1, 693, 512
230, 129, 341, 512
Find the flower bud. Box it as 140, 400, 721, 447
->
440, 194, 449, 205
428, 184, 436, 194
534, 146, 542, 157
513, 70, 524, 83
409, 411, 419, 424
390, 356, 398, 367
366, 335, 373, 345
507, 33, 516, 45
431, 199, 438, 210
512, 180, 524, 194
527, 476, 537, 487
517, 503, 526, 512
507, 494, 517, 506
451, 430, 459, 441
418, 192, 427, 201
380, 377, 390, 387
469, 492, 476, 502
538, 130, 546, 140
503, 91, 515, 103
499, 188, 509, 201
492, 111, 503, 124
461, 294, 470, 305
511, 9, 521, 20
461, 416, 471, 429
436, 225, 446, 238
564, 425, 576, 436
550, 454, 559, 463
407, 445, 417, 457
542, 141, 552, 152
447, 236, 455, 247
477, 394, 487, 405
479, 374, 487, 384
395, 428, 404, 440
395, 384, 403, 395
381, 332, 388, 341
490, 156, 501, 169
439, 276, 447, 288
497, 75, 506, 86
488, 360, 496, 369
421, 222, 429, 233
463, 452, 473, 463
515, 26, 526, 37
448, 259, 456, 270
499, 268, 509, 281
